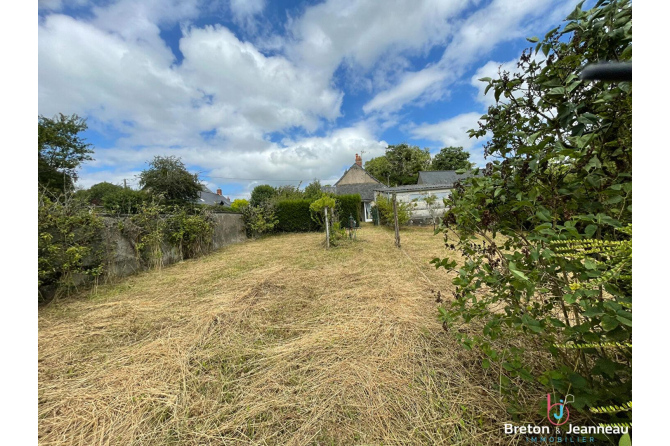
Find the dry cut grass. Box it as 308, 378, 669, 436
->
39, 225, 528, 445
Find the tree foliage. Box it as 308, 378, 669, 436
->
249, 184, 277, 206
432, 0, 632, 424
230, 199, 249, 212
38, 113, 94, 193
303, 179, 323, 201
87, 182, 124, 205
431, 146, 473, 171
138, 156, 203, 204
365, 144, 431, 186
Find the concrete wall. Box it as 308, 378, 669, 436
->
102, 213, 246, 279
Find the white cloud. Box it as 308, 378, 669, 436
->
362, 0, 567, 113
409, 112, 484, 149
229, 0, 265, 20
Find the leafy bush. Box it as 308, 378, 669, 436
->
230, 199, 249, 212
275, 199, 319, 232
335, 194, 361, 227
88, 182, 123, 205
38, 194, 105, 301
241, 202, 278, 237
102, 188, 149, 214
431, 0, 632, 428
120, 203, 216, 266
375, 195, 411, 227
167, 209, 215, 259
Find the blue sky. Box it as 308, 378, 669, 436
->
38, 0, 581, 199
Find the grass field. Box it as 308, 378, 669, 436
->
39, 225, 526, 445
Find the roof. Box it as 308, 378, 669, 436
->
417, 170, 474, 186
373, 184, 453, 194
196, 190, 231, 206
332, 183, 382, 202
334, 163, 384, 186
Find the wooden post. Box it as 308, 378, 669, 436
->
393, 193, 400, 248
324, 206, 330, 249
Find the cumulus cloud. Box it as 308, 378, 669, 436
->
409, 112, 484, 149
362, 0, 568, 114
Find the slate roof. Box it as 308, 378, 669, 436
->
196, 190, 231, 206
373, 184, 454, 194
333, 183, 384, 202
417, 170, 474, 186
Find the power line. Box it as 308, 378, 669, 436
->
202, 176, 308, 182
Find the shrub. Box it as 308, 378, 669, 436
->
38, 194, 105, 301
242, 202, 278, 237
166, 209, 215, 259
432, 0, 632, 428
275, 199, 319, 232
230, 199, 249, 212
335, 194, 361, 227
88, 182, 124, 205
103, 188, 149, 214
375, 195, 411, 226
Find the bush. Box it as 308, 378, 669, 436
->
375, 195, 411, 226
242, 202, 278, 237
166, 209, 215, 259
38, 194, 105, 301
335, 194, 361, 227
103, 188, 149, 214
230, 199, 249, 212
275, 199, 320, 232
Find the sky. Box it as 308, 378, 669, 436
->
38, 0, 582, 199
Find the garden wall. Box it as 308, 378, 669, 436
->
103, 213, 245, 279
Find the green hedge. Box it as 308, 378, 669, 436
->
275, 199, 320, 232
336, 194, 361, 227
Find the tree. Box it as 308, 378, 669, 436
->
249, 184, 277, 206
87, 182, 124, 205
230, 199, 249, 212
138, 156, 202, 204
364, 156, 392, 185
38, 113, 94, 193
303, 179, 323, 201
432, 0, 631, 425
385, 144, 431, 185
431, 146, 473, 170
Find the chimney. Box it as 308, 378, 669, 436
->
355, 153, 362, 167
216, 188, 222, 196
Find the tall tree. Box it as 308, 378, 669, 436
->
364, 156, 392, 185
249, 184, 277, 206
431, 146, 473, 170
38, 113, 94, 193
303, 179, 323, 201
365, 144, 431, 186
138, 156, 202, 204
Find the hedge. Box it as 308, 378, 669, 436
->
336, 194, 361, 227
274, 199, 320, 232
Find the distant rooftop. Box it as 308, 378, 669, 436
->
417, 170, 474, 186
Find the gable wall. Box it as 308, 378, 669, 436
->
337, 167, 379, 185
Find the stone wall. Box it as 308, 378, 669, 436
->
102, 213, 246, 279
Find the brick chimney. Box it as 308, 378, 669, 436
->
216, 188, 222, 196
355, 153, 362, 167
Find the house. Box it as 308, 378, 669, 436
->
326, 154, 385, 222
196, 187, 231, 206
373, 170, 475, 225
